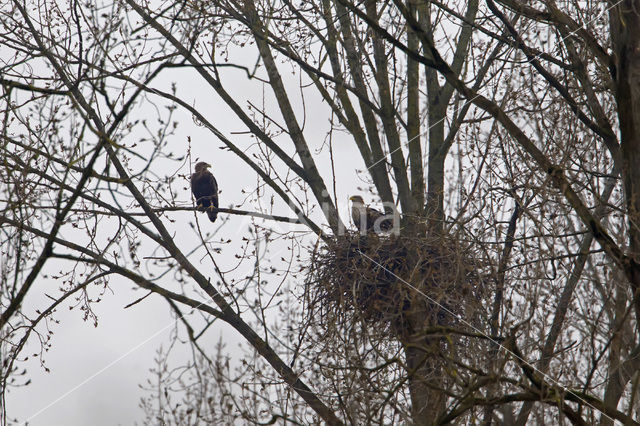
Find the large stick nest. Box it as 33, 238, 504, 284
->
306, 232, 486, 335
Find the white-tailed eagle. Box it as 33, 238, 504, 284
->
349, 195, 393, 233
191, 161, 219, 222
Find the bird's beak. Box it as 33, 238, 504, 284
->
205, 163, 212, 168
349, 196, 355, 201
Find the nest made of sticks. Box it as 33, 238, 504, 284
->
306, 232, 485, 334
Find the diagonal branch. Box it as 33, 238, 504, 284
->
485, 0, 620, 169
241, 0, 344, 232
118, 1, 330, 237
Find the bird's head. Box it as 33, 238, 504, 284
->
349, 195, 365, 204
194, 161, 211, 173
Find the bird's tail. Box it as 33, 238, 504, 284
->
206, 208, 217, 222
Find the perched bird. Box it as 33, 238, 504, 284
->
191, 161, 219, 222
349, 195, 393, 233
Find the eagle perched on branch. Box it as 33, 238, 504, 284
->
191, 161, 219, 222
349, 195, 393, 233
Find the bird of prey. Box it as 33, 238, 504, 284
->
191, 161, 219, 222
349, 195, 393, 233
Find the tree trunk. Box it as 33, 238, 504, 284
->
405, 342, 446, 425
426, 120, 446, 236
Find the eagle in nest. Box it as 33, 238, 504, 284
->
191, 161, 219, 222
349, 195, 394, 233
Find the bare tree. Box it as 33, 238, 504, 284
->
2, 0, 640, 424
